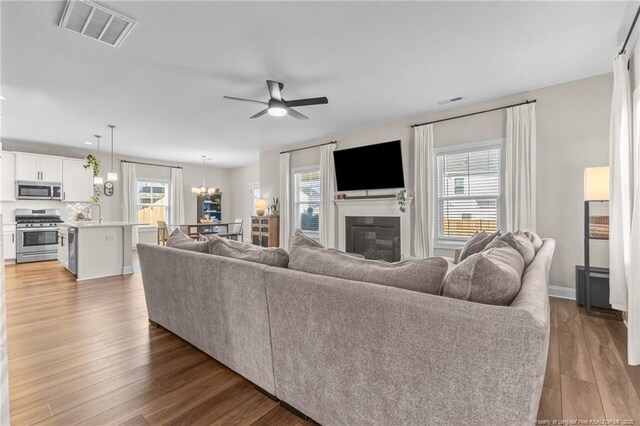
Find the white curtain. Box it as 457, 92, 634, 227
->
122, 162, 138, 245
630, 85, 640, 366
170, 168, 185, 225
610, 53, 633, 313
0, 247, 9, 424
319, 144, 337, 248
609, 53, 637, 364
413, 125, 435, 258
279, 153, 291, 249
505, 103, 537, 232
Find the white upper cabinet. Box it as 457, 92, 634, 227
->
39, 156, 63, 182
15, 153, 62, 182
1, 151, 15, 201
62, 159, 93, 202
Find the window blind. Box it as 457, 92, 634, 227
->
436, 146, 501, 240
293, 169, 321, 233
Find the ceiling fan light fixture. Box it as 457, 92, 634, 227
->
268, 106, 287, 117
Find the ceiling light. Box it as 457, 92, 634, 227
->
107, 124, 118, 181
84, 141, 93, 145
191, 155, 218, 196
0, 96, 5, 101
92, 134, 103, 185
268, 107, 287, 117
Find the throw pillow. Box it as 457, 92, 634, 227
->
289, 243, 449, 294
458, 230, 500, 262
166, 229, 209, 253
523, 230, 544, 252
501, 232, 535, 268
208, 235, 289, 268
441, 245, 524, 306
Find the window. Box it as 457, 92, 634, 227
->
292, 167, 320, 236
436, 141, 503, 242
137, 180, 169, 226
454, 177, 465, 194
249, 183, 261, 215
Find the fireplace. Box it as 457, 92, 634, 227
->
334, 197, 412, 260
345, 216, 401, 262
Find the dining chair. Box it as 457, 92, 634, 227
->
221, 218, 244, 241
157, 220, 169, 245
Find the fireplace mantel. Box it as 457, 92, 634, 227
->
334, 197, 413, 259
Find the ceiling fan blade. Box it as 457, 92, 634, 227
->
286, 107, 308, 120
266, 80, 282, 101
284, 97, 328, 108
223, 96, 268, 105
250, 108, 269, 119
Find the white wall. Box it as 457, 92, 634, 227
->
1, 140, 231, 224
228, 164, 260, 241
260, 73, 613, 289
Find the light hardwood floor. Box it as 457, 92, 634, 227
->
4, 260, 640, 425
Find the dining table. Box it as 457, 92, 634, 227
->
167, 222, 241, 240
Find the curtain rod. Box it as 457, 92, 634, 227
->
280, 141, 336, 155
120, 160, 182, 169
411, 99, 537, 128
620, 4, 640, 55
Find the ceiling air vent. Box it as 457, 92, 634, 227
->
437, 96, 465, 106
59, 0, 136, 48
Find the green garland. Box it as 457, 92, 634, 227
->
84, 154, 100, 176
84, 154, 101, 203
397, 189, 407, 213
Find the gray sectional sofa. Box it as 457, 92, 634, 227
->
137, 237, 555, 425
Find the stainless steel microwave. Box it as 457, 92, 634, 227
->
16, 181, 63, 200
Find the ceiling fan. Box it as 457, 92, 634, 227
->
223, 80, 328, 120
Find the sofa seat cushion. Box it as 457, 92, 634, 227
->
289, 231, 448, 294
458, 230, 500, 263
441, 245, 524, 306
166, 229, 209, 253
207, 235, 289, 268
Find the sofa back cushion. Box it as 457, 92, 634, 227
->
289, 231, 448, 294
290, 230, 365, 258
166, 229, 209, 253
458, 230, 500, 262
207, 235, 289, 268
441, 245, 524, 306
501, 232, 536, 267
523, 230, 544, 252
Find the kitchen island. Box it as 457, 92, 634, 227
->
58, 221, 137, 281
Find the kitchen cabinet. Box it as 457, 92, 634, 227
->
39, 156, 63, 182
58, 226, 68, 269
15, 153, 62, 182
1, 151, 15, 201
62, 159, 92, 202
3, 225, 16, 260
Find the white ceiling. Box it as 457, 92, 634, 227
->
1, 1, 636, 168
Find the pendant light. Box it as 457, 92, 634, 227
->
107, 124, 118, 182
93, 135, 104, 185
191, 155, 218, 195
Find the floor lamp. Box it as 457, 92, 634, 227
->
583, 166, 610, 317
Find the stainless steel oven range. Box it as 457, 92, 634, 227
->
15, 209, 63, 264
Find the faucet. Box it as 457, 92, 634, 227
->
87, 203, 103, 223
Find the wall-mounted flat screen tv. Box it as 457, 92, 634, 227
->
333, 140, 405, 191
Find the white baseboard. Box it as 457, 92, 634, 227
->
548, 285, 576, 300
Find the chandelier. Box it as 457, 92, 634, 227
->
191, 155, 218, 195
